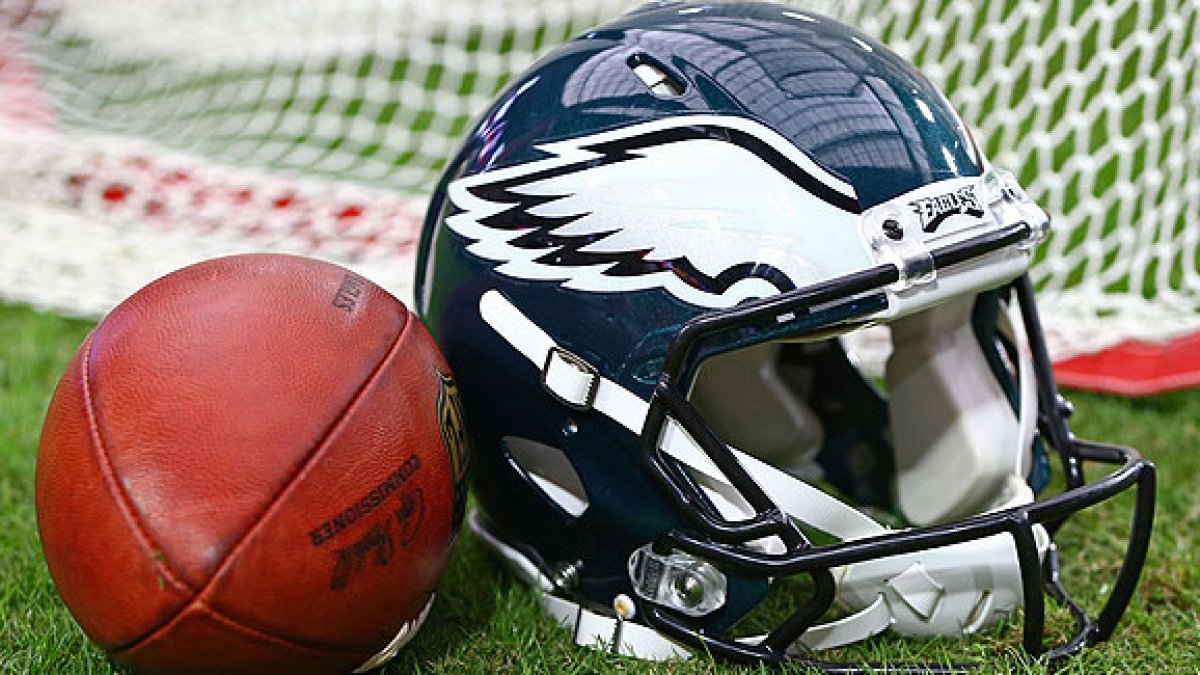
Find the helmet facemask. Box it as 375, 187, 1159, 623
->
621, 270, 1152, 665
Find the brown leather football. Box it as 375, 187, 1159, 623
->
36, 254, 468, 674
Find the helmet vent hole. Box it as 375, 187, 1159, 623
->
502, 436, 590, 517
627, 54, 684, 96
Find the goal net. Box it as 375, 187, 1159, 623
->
1, 0, 1197, 394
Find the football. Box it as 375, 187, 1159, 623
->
35, 254, 468, 674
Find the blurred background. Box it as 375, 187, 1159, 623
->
0, 0, 1197, 381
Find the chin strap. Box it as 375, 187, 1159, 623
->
467, 510, 693, 660
479, 290, 887, 543
477, 289, 1045, 658
468, 509, 892, 659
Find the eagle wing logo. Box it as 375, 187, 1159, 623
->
446, 115, 863, 309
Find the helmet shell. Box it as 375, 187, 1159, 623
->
416, 1, 985, 630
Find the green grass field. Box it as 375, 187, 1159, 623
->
0, 300, 1197, 674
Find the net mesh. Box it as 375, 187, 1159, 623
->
1, 0, 1197, 361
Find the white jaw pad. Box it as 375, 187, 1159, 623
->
834, 517, 1050, 638
885, 295, 1025, 525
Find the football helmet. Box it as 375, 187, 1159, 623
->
415, 1, 1155, 668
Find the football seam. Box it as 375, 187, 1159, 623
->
113, 305, 414, 655
80, 333, 197, 601
110, 596, 372, 659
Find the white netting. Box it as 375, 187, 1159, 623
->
1, 0, 1197, 362
831, 0, 1200, 361
0, 0, 630, 315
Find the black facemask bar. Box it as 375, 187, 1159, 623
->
636, 223, 1157, 671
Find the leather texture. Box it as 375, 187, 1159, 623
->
36, 253, 460, 674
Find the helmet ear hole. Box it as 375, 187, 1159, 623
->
501, 436, 590, 518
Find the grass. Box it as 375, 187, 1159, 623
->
1, 300, 1197, 673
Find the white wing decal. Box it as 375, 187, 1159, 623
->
447, 114, 868, 309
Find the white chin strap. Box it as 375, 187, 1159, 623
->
477, 289, 1048, 660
